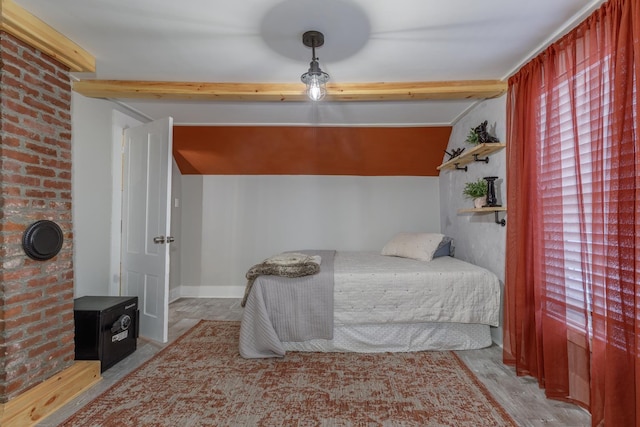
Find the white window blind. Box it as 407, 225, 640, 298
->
537, 50, 637, 349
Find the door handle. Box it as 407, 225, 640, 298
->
166, 236, 175, 243
153, 236, 165, 244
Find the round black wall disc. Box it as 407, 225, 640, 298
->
22, 220, 64, 261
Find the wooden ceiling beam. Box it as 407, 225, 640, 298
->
0, 0, 95, 72
73, 79, 507, 102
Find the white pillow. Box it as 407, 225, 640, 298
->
381, 232, 445, 262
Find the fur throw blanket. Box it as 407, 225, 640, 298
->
241, 253, 321, 307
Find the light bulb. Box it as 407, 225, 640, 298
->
306, 75, 326, 101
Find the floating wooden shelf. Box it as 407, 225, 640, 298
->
457, 206, 507, 214
458, 206, 507, 226
437, 142, 506, 171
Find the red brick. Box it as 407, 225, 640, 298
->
3, 98, 39, 118
1, 159, 23, 172
56, 110, 71, 121
26, 296, 59, 312
24, 96, 56, 116
25, 141, 58, 157
43, 179, 71, 190
25, 165, 56, 178
1, 61, 22, 77
1, 147, 40, 164
46, 345, 75, 363
1, 74, 40, 97
27, 275, 58, 288
24, 189, 57, 198
43, 73, 70, 92
2, 221, 26, 231
28, 341, 57, 358
3, 108, 23, 122
4, 329, 25, 343
45, 261, 72, 275
44, 305, 73, 323
4, 49, 45, 76
2, 173, 41, 186
5, 312, 42, 330
57, 171, 72, 180
22, 117, 56, 137
22, 49, 56, 73
4, 379, 24, 395
40, 157, 71, 170
7, 335, 42, 355
1, 266, 42, 281
1, 86, 21, 99
48, 201, 72, 211
42, 113, 71, 130
5, 290, 43, 305
0, 134, 22, 147
2, 121, 41, 141
43, 324, 70, 339
1, 186, 22, 197
1, 305, 23, 319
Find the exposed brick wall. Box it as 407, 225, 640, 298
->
0, 32, 74, 403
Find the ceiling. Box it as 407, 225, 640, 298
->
14, 0, 605, 125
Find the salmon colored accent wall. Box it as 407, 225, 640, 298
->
173, 126, 452, 176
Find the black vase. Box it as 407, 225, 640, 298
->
483, 176, 500, 207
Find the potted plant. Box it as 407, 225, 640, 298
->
463, 178, 488, 208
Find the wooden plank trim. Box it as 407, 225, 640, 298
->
73, 79, 507, 102
0, 361, 101, 427
0, 0, 95, 72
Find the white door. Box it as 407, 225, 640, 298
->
121, 117, 173, 343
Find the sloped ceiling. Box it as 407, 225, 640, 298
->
13, 0, 605, 125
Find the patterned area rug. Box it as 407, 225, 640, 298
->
61, 321, 516, 426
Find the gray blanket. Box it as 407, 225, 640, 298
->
239, 250, 336, 358
241, 257, 320, 307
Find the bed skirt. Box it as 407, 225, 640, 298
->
282, 322, 492, 353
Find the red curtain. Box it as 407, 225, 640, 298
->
504, 0, 639, 425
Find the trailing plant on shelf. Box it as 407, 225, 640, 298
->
462, 178, 488, 199
465, 128, 480, 145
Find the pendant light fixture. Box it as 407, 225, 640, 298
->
300, 30, 329, 101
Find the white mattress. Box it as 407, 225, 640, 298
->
333, 252, 500, 327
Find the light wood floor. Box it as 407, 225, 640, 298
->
39, 298, 590, 426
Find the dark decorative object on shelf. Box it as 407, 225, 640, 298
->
467, 120, 499, 145
444, 147, 465, 161
483, 176, 501, 207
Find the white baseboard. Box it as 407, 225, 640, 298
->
171, 285, 244, 300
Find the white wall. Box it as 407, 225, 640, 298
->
71, 93, 145, 297
72, 93, 185, 305
169, 158, 183, 301
179, 175, 441, 297
439, 95, 507, 345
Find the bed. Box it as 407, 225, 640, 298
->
239, 233, 501, 359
